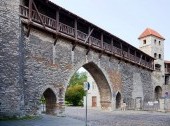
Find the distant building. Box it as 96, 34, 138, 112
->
83, 72, 101, 108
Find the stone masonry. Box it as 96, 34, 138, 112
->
0, 0, 154, 117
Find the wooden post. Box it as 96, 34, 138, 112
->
127, 46, 130, 58
27, 0, 33, 37
101, 33, 103, 49
28, 0, 33, 22
111, 38, 113, 53
135, 50, 137, 63
120, 42, 123, 56
56, 9, 59, 33
74, 19, 77, 40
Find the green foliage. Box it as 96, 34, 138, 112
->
40, 96, 46, 104
65, 85, 85, 106
69, 72, 87, 86
0, 115, 41, 121
65, 71, 87, 106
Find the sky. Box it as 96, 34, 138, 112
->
50, 0, 170, 60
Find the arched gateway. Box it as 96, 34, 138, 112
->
80, 62, 112, 109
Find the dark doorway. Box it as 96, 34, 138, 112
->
154, 86, 162, 100
116, 92, 121, 109
43, 88, 56, 114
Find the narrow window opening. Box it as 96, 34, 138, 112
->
159, 41, 161, 45
154, 39, 156, 44
143, 40, 146, 44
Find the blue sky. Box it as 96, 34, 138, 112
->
50, 0, 170, 60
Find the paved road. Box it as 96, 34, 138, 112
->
1, 107, 170, 126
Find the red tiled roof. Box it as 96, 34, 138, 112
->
138, 28, 165, 40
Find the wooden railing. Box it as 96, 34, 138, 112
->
90, 37, 101, 47
113, 46, 122, 56
59, 22, 75, 37
20, 5, 29, 18
103, 42, 111, 52
77, 30, 87, 41
129, 54, 135, 61
19, 5, 154, 70
122, 51, 128, 58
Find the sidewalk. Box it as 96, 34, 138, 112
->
0, 115, 85, 126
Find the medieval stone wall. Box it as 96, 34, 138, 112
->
0, 0, 26, 117
0, 1, 154, 117
21, 28, 154, 115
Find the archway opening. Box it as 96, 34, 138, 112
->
154, 86, 162, 100
65, 62, 112, 110
42, 88, 57, 114
116, 92, 121, 109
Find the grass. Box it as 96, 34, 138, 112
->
0, 115, 41, 121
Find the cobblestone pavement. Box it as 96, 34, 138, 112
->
1, 107, 170, 126
65, 107, 170, 126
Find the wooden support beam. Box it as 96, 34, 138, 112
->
72, 43, 76, 51
26, 27, 31, 37
85, 28, 94, 43
32, 0, 46, 29
54, 37, 58, 46
85, 27, 94, 55
86, 48, 90, 55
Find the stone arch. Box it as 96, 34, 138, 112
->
154, 86, 162, 100
116, 92, 121, 109
67, 61, 112, 109
42, 88, 57, 114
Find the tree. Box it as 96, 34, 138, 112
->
69, 72, 87, 86
65, 71, 87, 106
65, 85, 85, 106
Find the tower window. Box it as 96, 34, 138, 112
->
159, 41, 161, 45
155, 64, 161, 71
154, 53, 157, 58
154, 39, 156, 44
143, 40, 146, 44
159, 54, 161, 59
